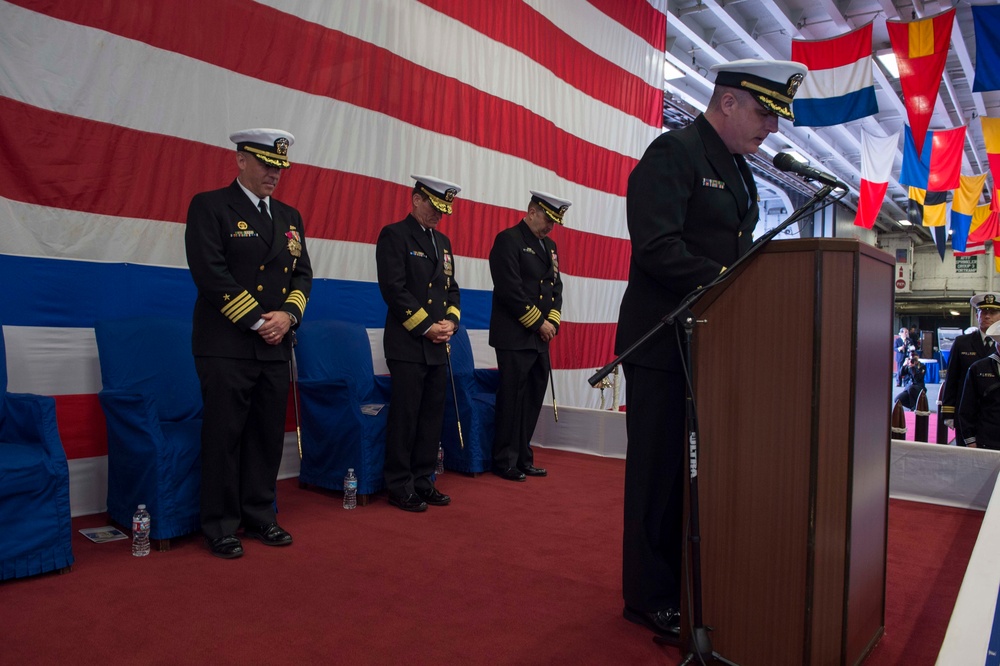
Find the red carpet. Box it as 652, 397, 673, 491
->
1, 449, 982, 665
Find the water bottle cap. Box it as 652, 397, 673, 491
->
138, 504, 146, 509
348, 467, 354, 472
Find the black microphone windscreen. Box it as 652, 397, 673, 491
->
772, 152, 798, 172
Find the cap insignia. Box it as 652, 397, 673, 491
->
275, 138, 289, 156
787, 73, 804, 97
445, 188, 457, 202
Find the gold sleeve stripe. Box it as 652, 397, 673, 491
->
221, 291, 259, 323
285, 290, 308, 314
519, 306, 542, 328
403, 308, 429, 332
941, 405, 955, 414
548, 309, 561, 324
446, 305, 461, 320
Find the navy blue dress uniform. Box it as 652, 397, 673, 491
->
614, 60, 807, 637
941, 293, 1000, 444
959, 320, 1000, 450
894, 329, 909, 386
185, 128, 311, 558
488, 191, 570, 480
376, 175, 461, 511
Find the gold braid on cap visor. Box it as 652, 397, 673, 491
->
242, 145, 290, 168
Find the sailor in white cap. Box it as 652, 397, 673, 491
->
375, 174, 463, 512
487, 191, 570, 482
958, 319, 1000, 449
184, 128, 311, 558
614, 58, 808, 640
941, 292, 1000, 441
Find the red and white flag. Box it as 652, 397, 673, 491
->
854, 130, 899, 229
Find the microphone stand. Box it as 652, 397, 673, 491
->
591, 184, 836, 665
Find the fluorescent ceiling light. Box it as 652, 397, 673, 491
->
877, 52, 900, 79
949, 310, 961, 316
897, 218, 912, 226
664, 61, 684, 81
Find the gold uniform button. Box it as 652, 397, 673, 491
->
284, 267, 289, 273
256, 285, 263, 292
428, 283, 433, 288
427, 299, 433, 305
259, 265, 265, 271
282, 288, 287, 294
738, 231, 743, 237
539, 295, 543, 300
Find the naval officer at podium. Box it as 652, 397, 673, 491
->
615, 59, 807, 639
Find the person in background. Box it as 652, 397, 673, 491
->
376, 175, 462, 512
941, 293, 1000, 445
185, 128, 312, 559
614, 58, 807, 639
958, 320, 1000, 450
488, 191, 570, 481
895, 349, 926, 411
893, 327, 909, 387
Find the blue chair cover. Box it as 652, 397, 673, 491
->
0, 326, 74, 580
295, 320, 391, 495
440, 326, 499, 473
95, 317, 202, 540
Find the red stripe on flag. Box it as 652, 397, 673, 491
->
9, 0, 639, 195
791, 22, 873, 71
587, 0, 667, 51
418, 0, 662, 126
0, 98, 632, 281
52, 392, 302, 461
54, 394, 107, 460
550, 322, 618, 369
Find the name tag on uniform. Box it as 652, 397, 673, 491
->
232, 220, 258, 238
702, 178, 726, 190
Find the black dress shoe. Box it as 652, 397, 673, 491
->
416, 487, 451, 506
206, 534, 243, 559
388, 492, 428, 512
623, 606, 680, 639
244, 522, 293, 547
492, 466, 527, 482
518, 465, 547, 477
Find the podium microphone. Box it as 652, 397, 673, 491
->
772, 152, 848, 190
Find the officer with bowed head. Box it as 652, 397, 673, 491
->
185, 127, 312, 558
941, 292, 1000, 443
615, 58, 807, 638
488, 190, 570, 481
375, 174, 462, 512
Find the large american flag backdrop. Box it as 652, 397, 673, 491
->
0, 0, 665, 504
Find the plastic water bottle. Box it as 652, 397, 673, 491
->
132, 504, 151, 557
436, 444, 445, 475
343, 468, 358, 510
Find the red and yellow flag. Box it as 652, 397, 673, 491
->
887, 8, 955, 154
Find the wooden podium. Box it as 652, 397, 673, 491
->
687, 238, 894, 665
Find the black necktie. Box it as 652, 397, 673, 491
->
258, 199, 273, 237
425, 227, 437, 258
